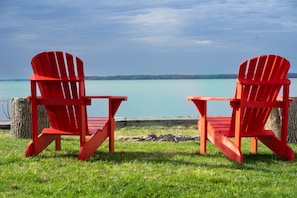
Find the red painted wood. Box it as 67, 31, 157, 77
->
188, 54, 294, 163
25, 51, 127, 160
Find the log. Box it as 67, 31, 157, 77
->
264, 98, 297, 143
11, 98, 49, 139
265, 108, 281, 138
288, 97, 297, 143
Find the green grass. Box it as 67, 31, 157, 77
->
1, 126, 297, 197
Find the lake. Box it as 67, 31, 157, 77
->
1, 79, 297, 119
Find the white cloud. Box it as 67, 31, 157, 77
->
127, 8, 184, 31
192, 40, 213, 45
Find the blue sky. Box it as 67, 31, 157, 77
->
1, 0, 297, 79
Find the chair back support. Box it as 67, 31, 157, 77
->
31, 51, 86, 133
231, 55, 290, 134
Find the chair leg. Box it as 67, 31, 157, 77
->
78, 124, 111, 160
25, 134, 60, 157
109, 119, 116, 152
198, 120, 207, 154
208, 130, 243, 163
55, 136, 61, 151
258, 136, 294, 161
250, 137, 258, 153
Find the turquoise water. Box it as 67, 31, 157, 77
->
1, 79, 297, 118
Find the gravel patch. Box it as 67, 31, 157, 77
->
118, 133, 200, 142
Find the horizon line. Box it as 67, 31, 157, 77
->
1, 73, 297, 81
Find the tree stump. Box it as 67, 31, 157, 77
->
288, 97, 297, 143
11, 98, 49, 139
264, 98, 297, 143
265, 108, 281, 138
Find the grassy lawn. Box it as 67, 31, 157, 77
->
1, 126, 297, 197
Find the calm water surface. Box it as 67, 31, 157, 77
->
1, 79, 297, 119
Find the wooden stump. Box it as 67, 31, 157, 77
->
264, 98, 297, 143
288, 97, 297, 143
265, 108, 281, 138
11, 98, 49, 139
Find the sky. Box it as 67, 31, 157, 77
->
1, 0, 297, 79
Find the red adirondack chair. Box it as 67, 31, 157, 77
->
25, 51, 127, 160
188, 54, 294, 163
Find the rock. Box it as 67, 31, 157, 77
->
118, 134, 200, 142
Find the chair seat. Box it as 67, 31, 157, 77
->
204, 117, 275, 137
87, 117, 110, 135
41, 117, 110, 135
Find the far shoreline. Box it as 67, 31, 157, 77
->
2, 73, 297, 81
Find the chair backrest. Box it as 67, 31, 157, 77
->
31, 51, 86, 133
231, 55, 290, 134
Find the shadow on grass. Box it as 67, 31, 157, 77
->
24, 149, 296, 175
30, 138, 296, 172
85, 149, 296, 172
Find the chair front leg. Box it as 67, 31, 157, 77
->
191, 99, 207, 154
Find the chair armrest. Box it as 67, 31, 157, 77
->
188, 96, 240, 107
188, 96, 236, 102
83, 96, 127, 117
188, 96, 240, 116
276, 97, 293, 102
83, 96, 127, 101
83, 96, 127, 105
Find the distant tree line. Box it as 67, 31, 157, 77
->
86, 74, 238, 80
86, 73, 297, 80
2, 73, 297, 81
